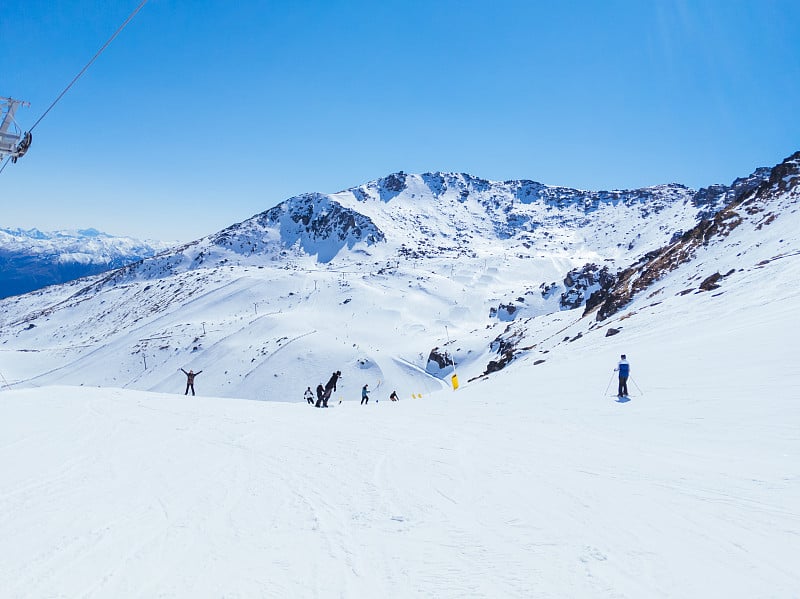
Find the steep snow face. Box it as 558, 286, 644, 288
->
583, 151, 800, 324
0, 228, 175, 299
212, 193, 385, 263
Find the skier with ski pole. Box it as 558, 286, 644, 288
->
614, 354, 630, 398
603, 371, 615, 397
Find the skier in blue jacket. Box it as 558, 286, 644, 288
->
614, 355, 630, 397
361, 384, 370, 405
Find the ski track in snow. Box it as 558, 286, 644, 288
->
1, 158, 800, 596
1, 376, 798, 598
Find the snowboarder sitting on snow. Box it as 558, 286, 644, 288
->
389, 390, 399, 402
614, 355, 630, 397
181, 368, 202, 396
361, 384, 370, 405
317, 371, 341, 407
304, 386, 314, 405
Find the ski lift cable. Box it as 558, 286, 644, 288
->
27, 0, 150, 135
1, 1, 148, 176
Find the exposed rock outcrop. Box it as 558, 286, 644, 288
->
585, 151, 800, 321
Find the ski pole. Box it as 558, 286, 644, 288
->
0, 370, 11, 391
630, 376, 644, 395
603, 371, 615, 396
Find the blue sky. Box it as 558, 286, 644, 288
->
2, 0, 799, 241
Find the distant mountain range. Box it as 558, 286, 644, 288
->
0, 228, 174, 299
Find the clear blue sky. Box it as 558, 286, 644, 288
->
2, 0, 799, 242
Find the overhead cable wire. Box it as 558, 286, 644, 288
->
1, 1, 148, 176
28, 0, 150, 134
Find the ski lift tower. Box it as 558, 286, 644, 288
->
0, 96, 31, 162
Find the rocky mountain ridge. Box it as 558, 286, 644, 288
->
474, 151, 800, 377
587, 150, 800, 322
93, 170, 721, 290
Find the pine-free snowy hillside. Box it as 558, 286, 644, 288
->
0, 153, 799, 597
0, 157, 783, 400
483, 150, 800, 372
212, 172, 699, 265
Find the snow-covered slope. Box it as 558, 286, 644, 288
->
0, 227, 174, 299
0, 157, 789, 398
1, 329, 798, 598
198, 172, 701, 273
484, 151, 800, 372
0, 153, 798, 597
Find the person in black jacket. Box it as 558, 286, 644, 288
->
181, 368, 202, 396
315, 384, 325, 407
317, 370, 341, 407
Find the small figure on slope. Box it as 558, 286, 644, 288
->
389, 390, 399, 402
304, 386, 314, 405
181, 368, 202, 396
361, 384, 370, 405
614, 354, 630, 397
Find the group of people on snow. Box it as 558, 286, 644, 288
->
300, 371, 345, 408
180, 355, 632, 402
180, 364, 399, 405
299, 372, 400, 407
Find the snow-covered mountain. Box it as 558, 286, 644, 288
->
0, 155, 791, 399
1, 152, 798, 597
0, 227, 174, 299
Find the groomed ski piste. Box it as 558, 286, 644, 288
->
2, 159, 800, 597
1, 257, 799, 598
